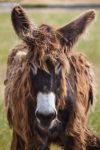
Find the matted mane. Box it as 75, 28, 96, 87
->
5, 25, 94, 147
5, 24, 69, 126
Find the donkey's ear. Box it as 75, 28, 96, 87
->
11, 6, 32, 39
58, 10, 95, 50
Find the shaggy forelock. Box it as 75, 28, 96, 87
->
23, 24, 67, 70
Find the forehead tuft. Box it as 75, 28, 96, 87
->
27, 25, 62, 69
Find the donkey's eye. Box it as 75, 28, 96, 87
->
30, 63, 37, 75
55, 62, 62, 75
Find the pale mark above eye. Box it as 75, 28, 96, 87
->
16, 51, 27, 57
15, 51, 28, 62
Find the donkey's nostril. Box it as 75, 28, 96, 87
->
36, 111, 56, 123
36, 111, 43, 120
47, 112, 56, 121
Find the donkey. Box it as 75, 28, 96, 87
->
4, 6, 100, 150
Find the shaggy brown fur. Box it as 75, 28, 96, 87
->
4, 6, 100, 150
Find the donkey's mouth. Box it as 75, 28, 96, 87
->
40, 120, 51, 129
37, 118, 53, 130
37, 118, 60, 131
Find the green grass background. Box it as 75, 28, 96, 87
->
0, 9, 100, 150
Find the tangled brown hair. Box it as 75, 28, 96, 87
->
4, 6, 100, 150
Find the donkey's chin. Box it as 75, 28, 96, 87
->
37, 118, 59, 131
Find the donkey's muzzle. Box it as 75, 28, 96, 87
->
36, 92, 57, 127
36, 111, 56, 127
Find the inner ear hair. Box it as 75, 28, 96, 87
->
11, 5, 32, 39
58, 10, 96, 50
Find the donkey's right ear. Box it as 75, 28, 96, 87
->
11, 6, 32, 39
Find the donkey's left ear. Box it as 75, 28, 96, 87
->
58, 10, 95, 50
11, 6, 32, 39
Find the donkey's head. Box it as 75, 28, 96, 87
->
11, 6, 95, 129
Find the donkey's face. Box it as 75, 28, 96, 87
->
11, 6, 95, 129
30, 61, 61, 128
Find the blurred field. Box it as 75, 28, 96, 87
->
0, 0, 100, 3
21, 0, 100, 4
0, 9, 100, 150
